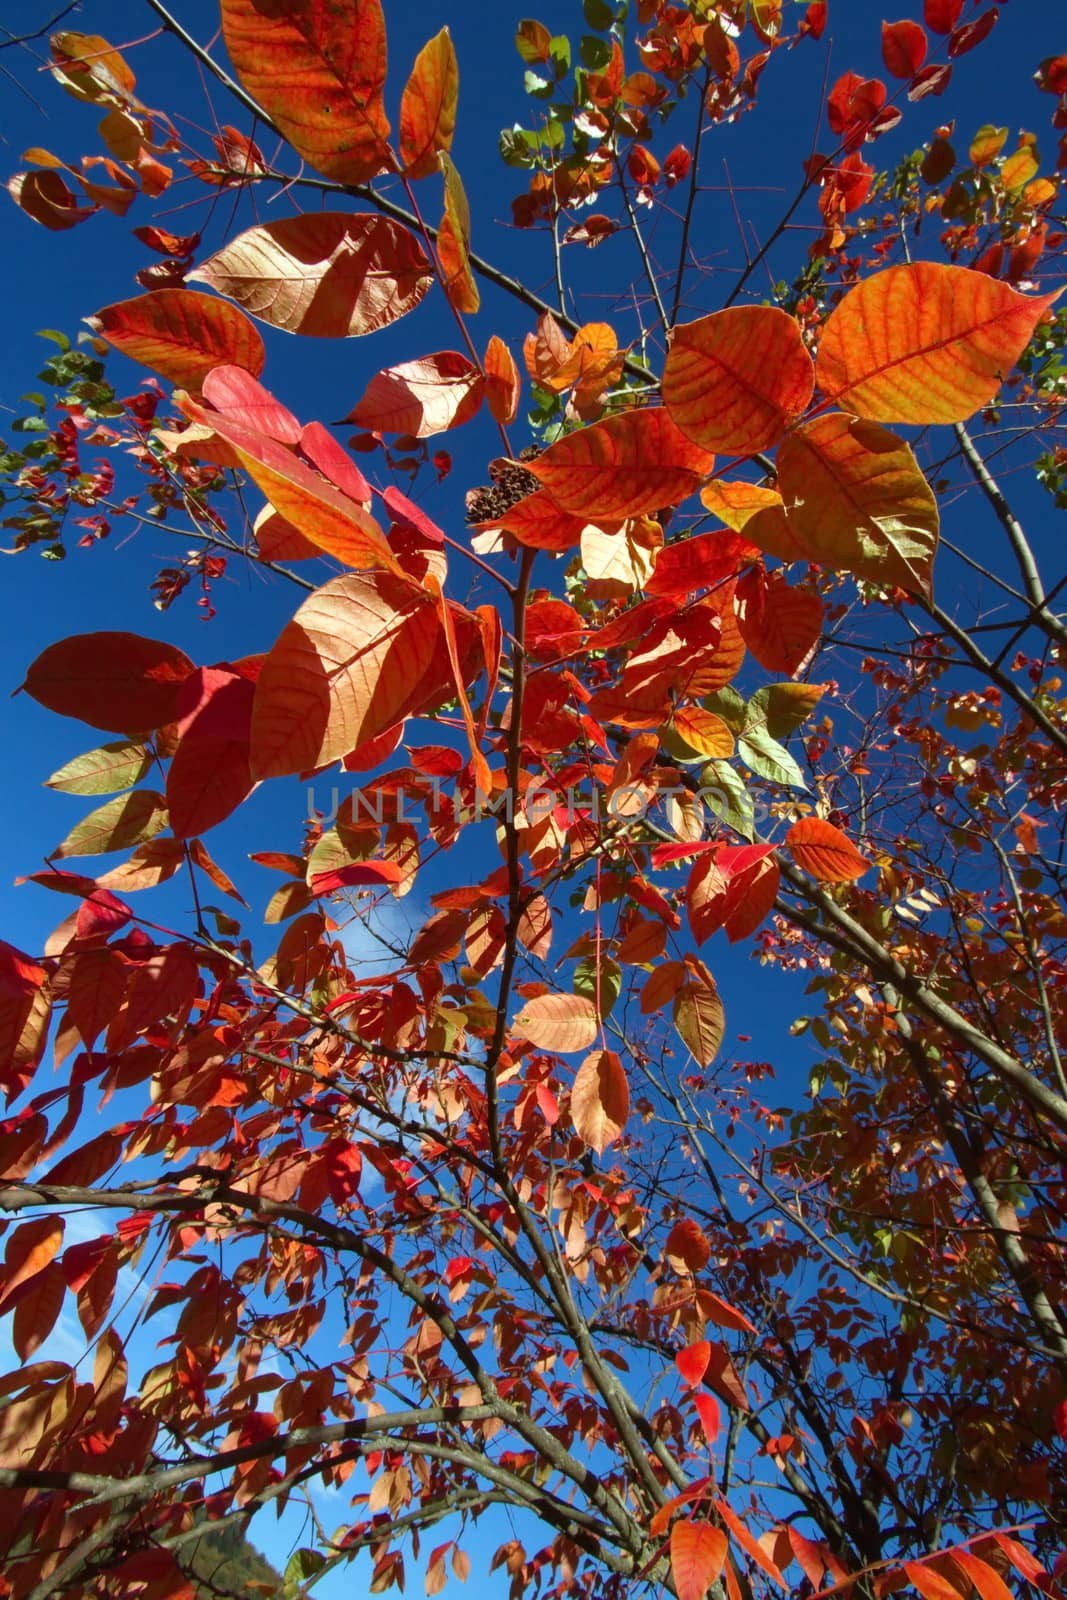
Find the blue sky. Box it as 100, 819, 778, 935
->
0, 0, 1064, 1590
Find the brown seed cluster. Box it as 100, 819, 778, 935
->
465, 446, 542, 525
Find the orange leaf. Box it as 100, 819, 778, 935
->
673, 958, 725, 1066
0, 1218, 65, 1313
484, 335, 521, 425
529, 409, 714, 520
571, 1049, 629, 1152
715, 1500, 787, 1588
817, 263, 1061, 425
735, 569, 822, 676
250, 571, 461, 779
220, 0, 391, 184
666, 1217, 712, 1273
13, 1263, 65, 1362
22, 632, 194, 733
785, 817, 870, 883
9, 169, 97, 230
348, 352, 484, 437
438, 153, 479, 313
688, 846, 779, 945
400, 28, 458, 180
181, 398, 400, 574
663, 306, 814, 455
671, 1521, 728, 1600
776, 413, 939, 595
192, 214, 433, 339
952, 1552, 1015, 1600
671, 706, 736, 760
904, 1561, 966, 1600
89, 289, 264, 390
514, 994, 599, 1054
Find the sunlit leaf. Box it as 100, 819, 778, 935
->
23, 633, 194, 734
400, 28, 459, 180
670, 1521, 728, 1600
192, 214, 434, 338
53, 790, 168, 859
46, 741, 151, 796
347, 352, 484, 437
438, 152, 480, 313
89, 289, 264, 389
775, 414, 939, 595
571, 1048, 629, 1151
251, 571, 471, 780
529, 409, 714, 520
513, 993, 599, 1053
663, 306, 814, 455
220, 0, 391, 183
673, 958, 725, 1066
816, 263, 1061, 425
785, 817, 870, 882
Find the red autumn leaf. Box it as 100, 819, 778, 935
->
734, 568, 823, 675
948, 9, 999, 58
22, 632, 194, 734
670, 1521, 728, 1600
89, 289, 264, 391
167, 669, 256, 839
180, 397, 401, 574
882, 20, 928, 78
309, 861, 404, 895
688, 845, 780, 945
908, 62, 952, 99
785, 817, 870, 883
529, 408, 714, 521
663, 306, 815, 456
664, 144, 692, 186
399, 27, 459, 180
347, 352, 485, 438
676, 1339, 712, 1388
192, 214, 434, 339
220, 0, 390, 183
0, 1217, 65, 1314
666, 1217, 712, 1272
571, 1049, 629, 1152
924, 0, 963, 31
201, 366, 301, 443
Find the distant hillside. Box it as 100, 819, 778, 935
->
183, 1519, 282, 1598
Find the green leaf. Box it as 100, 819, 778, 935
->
746, 683, 823, 742
285, 1548, 326, 1587
549, 34, 572, 74
46, 740, 152, 796
53, 790, 169, 858
579, 34, 612, 69
524, 69, 554, 97
702, 686, 747, 732
699, 760, 755, 841
575, 954, 621, 1018
738, 724, 807, 789
583, 0, 615, 28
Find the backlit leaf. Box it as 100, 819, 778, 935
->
12, 1263, 64, 1363
251, 571, 463, 780
513, 993, 599, 1054
192, 214, 434, 338
438, 153, 480, 313
89, 289, 264, 390
0, 1218, 64, 1314
484, 335, 521, 425
785, 817, 870, 882
670, 1521, 728, 1600
529, 409, 714, 520
23, 633, 195, 734
347, 352, 484, 437
54, 790, 168, 858
673, 959, 725, 1066
220, 0, 391, 183
881, 20, 928, 78
816, 263, 1060, 425
663, 306, 814, 455
400, 28, 459, 180
776, 414, 939, 595
181, 398, 401, 574
46, 741, 151, 796
735, 569, 822, 676
571, 1048, 629, 1152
